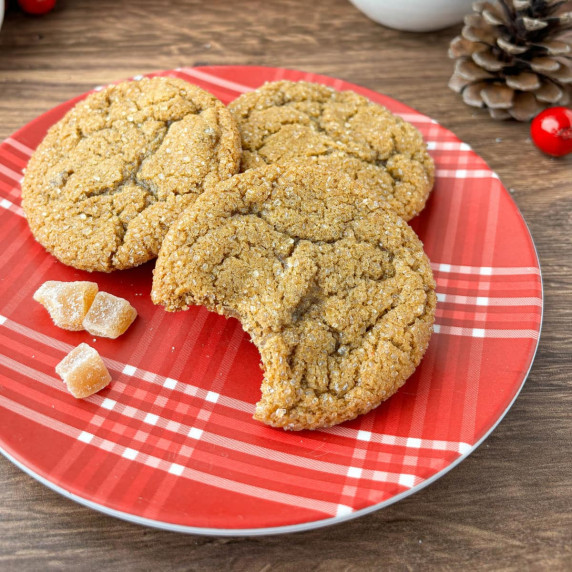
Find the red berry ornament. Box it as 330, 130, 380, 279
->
530, 107, 572, 158
18, 0, 56, 15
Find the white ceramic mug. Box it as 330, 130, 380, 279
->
349, 0, 475, 32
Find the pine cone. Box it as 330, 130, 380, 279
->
449, 0, 572, 120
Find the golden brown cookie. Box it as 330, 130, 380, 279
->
22, 76, 241, 272
228, 80, 435, 221
152, 164, 436, 430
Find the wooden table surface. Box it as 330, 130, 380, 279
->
0, 1, 570, 569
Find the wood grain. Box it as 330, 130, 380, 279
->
1, 0, 571, 570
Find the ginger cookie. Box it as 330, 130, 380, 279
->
152, 164, 436, 430
22, 76, 241, 272
228, 80, 435, 221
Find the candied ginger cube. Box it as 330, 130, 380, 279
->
83, 292, 137, 338
33, 281, 98, 331
55, 343, 112, 398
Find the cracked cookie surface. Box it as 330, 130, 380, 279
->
152, 164, 436, 430
228, 81, 435, 221
22, 76, 241, 272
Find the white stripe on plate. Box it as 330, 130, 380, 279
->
0, 322, 470, 488
398, 113, 434, 124
324, 426, 471, 454
0, 197, 25, 217
5, 138, 34, 157
430, 263, 540, 276
0, 351, 429, 483
436, 293, 542, 307
0, 393, 346, 517
435, 169, 500, 179
433, 324, 539, 339
426, 141, 472, 151
0, 312, 535, 433
0, 163, 24, 183
176, 68, 253, 94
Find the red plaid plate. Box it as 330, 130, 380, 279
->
0, 67, 542, 535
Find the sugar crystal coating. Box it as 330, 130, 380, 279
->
33, 280, 98, 331
55, 343, 112, 398
153, 163, 436, 430
228, 80, 435, 221
21, 76, 241, 272
83, 291, 137, 338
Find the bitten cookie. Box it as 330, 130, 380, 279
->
228, 80, 435, 221
152, 164, 436, 430
22, 76, 241, 272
